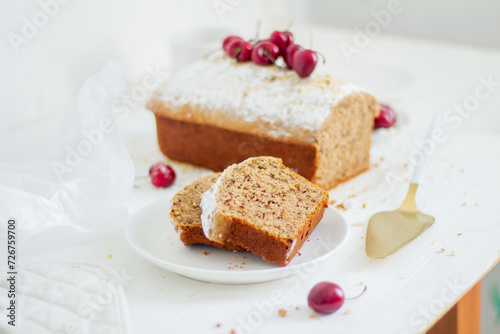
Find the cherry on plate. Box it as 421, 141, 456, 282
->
307, 282, 345, 314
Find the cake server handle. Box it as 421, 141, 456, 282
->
410, 111, 441, 184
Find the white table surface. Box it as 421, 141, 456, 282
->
17, 24, 500, 334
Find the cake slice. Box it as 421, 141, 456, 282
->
201, 156, 329, 266
170, 173, 246, 251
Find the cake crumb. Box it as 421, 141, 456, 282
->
462, 203, 466, 206
440, 248, 445, 253
457, 233, 462, 236
362, 203, 367, 208
298, 252, 302, 256
336, 203, 345, 211
400, 276, 405, 279
230, 329, 236, 334
202, 250, 210, 255
352, 222, 364, 227
278, 309, 287, 317
344, 310, 351, 315
216, 323, 221, 328
451, 251, 456, 256
295, 306, 300, 310
310, 314, 317, 319
459, 168, 464, 173
107, 254, 112, 259
382, 198, 388, 202
328, 199, 337, 205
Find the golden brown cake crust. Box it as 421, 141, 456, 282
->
153, 112, 319, 181
176, 223, 246, 251
226, 198, 327, 266
150, 90, 377, 190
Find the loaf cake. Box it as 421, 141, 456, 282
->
169, 173, 246, 251
200, 156, 329, 266
148, 54, 379, 190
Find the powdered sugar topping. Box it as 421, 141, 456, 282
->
156, 54, 363, 143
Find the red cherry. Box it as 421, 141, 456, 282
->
284, 44, 304, 69
270, 31, 295, 55
374, 104, 396, 129
284, 31, 294, 46
251, 41, 280, 66
149, 162, 164, 176
293, 49, 318, 78
223, 36, 243, 54
149, 163, 176, 188
227, 40, 253, 62
308, 282, 345, 314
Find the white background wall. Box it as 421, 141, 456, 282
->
1, 1, 499, 332
289, 0, 500, 49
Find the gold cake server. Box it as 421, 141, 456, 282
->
366, 112, 440, 258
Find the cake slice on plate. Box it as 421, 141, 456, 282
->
201, 156, 329, 266
170, 173, 246, 251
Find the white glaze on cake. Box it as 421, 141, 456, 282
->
200, 169, 226, 240
285, 238, 297, 259
153, 53, 364, 144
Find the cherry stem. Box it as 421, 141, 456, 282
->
253, 20, 261, 42
263, 51, 277, 64
315, 50, 327, 64
345, 285, 367, 300
285, 22, 293, 31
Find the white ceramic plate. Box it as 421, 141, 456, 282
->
125, 200, 349, 284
